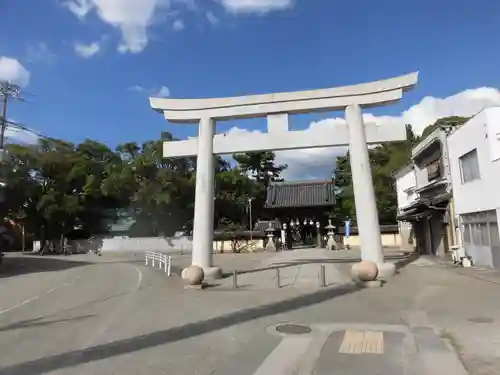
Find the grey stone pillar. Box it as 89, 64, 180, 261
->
345, 104, 384, 265
192, 118, 221, 278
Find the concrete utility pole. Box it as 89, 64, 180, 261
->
1, 81, 21, 149
0, 81, 21, 202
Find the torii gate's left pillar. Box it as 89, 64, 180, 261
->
191, 117, 221, 278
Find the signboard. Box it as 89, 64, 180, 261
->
427, 159, 441, 181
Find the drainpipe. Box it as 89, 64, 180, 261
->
449, 198, 457, 246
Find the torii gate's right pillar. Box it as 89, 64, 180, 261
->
346, 104, 390, 274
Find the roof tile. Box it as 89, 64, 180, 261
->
265, 180, 336, 208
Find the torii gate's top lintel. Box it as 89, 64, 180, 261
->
150, 72, 418, 123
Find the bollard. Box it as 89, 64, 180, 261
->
167, 256, 172, 276
232, 270, 238, 289
319, 265, 326, 288
276, 268, 281, 289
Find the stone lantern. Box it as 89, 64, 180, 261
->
325, 219, 338, 250
265, 222, 277, 252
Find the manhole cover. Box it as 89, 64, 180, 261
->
468, 317, 494, 324
275, 324, 312, 335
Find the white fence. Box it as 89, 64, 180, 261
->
145, 252, 172, 276
32, 236, 193, 254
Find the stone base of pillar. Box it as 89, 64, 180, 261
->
376, 262, 396, 279
265, 241, 277, 252
203, 266, 223, 280
326, 238, 337, 251
355, 280, 382, 288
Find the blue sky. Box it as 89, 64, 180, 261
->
1, 0, 500, 177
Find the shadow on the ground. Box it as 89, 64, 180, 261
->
0, 315, 97, 332
235, 252, 412, 275
0, 283, 361, 375
394, 252, 420, 270
0, 255, 93, 278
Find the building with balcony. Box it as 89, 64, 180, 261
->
395, 127, 457, 256
447, 107, 500, 268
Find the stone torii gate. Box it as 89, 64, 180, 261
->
150, 72, 418, 278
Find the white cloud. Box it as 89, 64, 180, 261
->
63, 0, 170, 54
129, 84, 170, 97
26, 42, 56, 64
154, 85, 170, 97
74, 41, 101, 58
62, 0, 293, 53
206, 11, 219, 26
129, 84, 147, 92
0, 57, 31, 87
224, 87, 500, 180
173, 19, 185, 30
402, 88, 500, 135
219, 0, 294, 13
5, 127, 40, 145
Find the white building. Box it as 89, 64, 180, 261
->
447, 107, 500, 268
393, 164, 418, 250
394, 164, 418, 210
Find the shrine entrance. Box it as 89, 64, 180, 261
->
264, 180, 336, 249
150, 72, 418, 277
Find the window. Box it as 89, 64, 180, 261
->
406, 188, 415, 200
459, 149, 480, 183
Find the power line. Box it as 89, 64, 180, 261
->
3, 119, 52, 142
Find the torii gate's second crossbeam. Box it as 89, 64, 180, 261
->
150, 72, 418, 279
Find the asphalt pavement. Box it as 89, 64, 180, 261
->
1, 251, 498, 375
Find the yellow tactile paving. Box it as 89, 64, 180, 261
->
338, 330, 384, 354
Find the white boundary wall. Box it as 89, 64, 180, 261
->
33, 236, 193, 254
32, 236, 265, 254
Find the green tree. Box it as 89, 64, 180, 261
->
333, 124, 419, 225
232, 151, 287, 221
233, 151, 287, 186
420, 116, 470, 139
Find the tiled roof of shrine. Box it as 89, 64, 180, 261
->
265, 180, 336, 209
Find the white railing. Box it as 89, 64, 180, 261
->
145, 252, 172, 276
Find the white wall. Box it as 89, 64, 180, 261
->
395, 167, 417, 210
33, 236, 194, 254
448, 108, 500, 215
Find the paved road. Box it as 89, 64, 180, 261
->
1, 251, 496, 375
0, 254, 172, 374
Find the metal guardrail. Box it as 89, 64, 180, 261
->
145, 252, 172, 276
